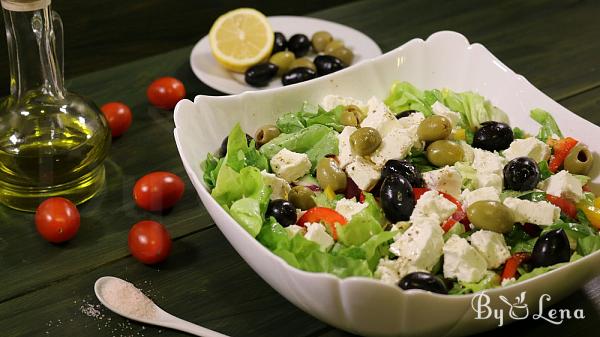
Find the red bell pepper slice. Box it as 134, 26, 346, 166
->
548, 137, 578, 172
501, 252, 531, 280
546, 194, 578, 219
297, 207, 347, 240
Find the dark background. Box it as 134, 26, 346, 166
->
0, 0, 356, 96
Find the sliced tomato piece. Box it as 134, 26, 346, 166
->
297, 207, 347, 240
501, 252, 531, 280
546, 194, 577, 219
548, 137, 578, 172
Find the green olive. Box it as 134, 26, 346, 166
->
289, 57, 316, 72
564, 143, 593, 175
326, 46, 354, 65
417, 115, 452, 142
288, 185, 316, 210
254, 124, 281, 146
350, 127, 382, 156
467, 201, 514, 233
426, 140, 464, 167
339, 105, 364, 127
269, 51, 295, 76
311, 31, 333, 53
324, 39, 345, 54
316, 157, 347, 192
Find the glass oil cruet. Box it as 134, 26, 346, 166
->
0, 0, 111, 211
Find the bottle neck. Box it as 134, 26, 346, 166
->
2, 0, 64, 99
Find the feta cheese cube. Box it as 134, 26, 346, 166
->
360, 97, 396, 132
443, 235, 487, 283
335, 198, 368, 221
503, 137, 551, 162
460, 141, 475, 164
473, 148, 505, 175
503, 197, 560, 226
375, 257, 424, 285
461, 187, 500, 210
270, 149, 311, 182
346, 157, 380, 191
320, 95, 366, 112
539, 170, 584, 203
410, 190, 457, 224
389, 217, 444, 271
304, 222, 334, 251
261, 170, 291, 200
423, 166, 463, 198
337, 126, 357, 169
285, 224, 306, 238
370, 126, 414, 167
396, 111, 425, 129
469, 230, 511, 269
475, 173, 503, 192
431, 101, 461, 127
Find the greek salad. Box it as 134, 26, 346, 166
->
202, 81, 600, 295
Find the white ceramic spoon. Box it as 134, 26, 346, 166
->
95, 276, 228, 337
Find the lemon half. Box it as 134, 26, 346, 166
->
209, 8, 274, 73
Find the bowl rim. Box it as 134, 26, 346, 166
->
174, 30, 600, 302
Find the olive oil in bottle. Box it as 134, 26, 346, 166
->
0, 1, 111, 211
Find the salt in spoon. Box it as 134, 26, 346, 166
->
94, 276, 228, 337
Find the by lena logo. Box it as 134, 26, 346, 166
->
471, 291, 585, 327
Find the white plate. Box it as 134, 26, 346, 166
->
190, 16, 382, 94
175, 31, 600, 337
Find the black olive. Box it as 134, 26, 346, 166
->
530, 229, 571, 268
380, 174, 416, 222
287, 34, 311, 57
503, 157, 540, 191
399, 272, 448, 294
281, 67, 317, 86
218, 134, 254, 157
245, 63, 279, 87
472, 121, 514, 151
313, 55, 345, 76
397, 110, 417, 119
381, 160, 424, 187
266, 199, 297, 227
272, 32, 287, 54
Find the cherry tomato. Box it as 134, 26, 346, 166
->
133, 171, 185, 211
35, 197, 80, 243
100, 102, 133, 137
146, 77, 186, 109
128, 220, 172, 264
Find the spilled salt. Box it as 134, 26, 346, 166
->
99, 278, 157, 320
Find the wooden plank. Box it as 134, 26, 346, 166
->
0, 0, 357, 96
560, 86, 600, 126
309, 0, 600, 101
0, 227, 327, 337
0, 48, 214, 302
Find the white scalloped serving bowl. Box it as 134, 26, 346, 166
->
174, 31, 600, 337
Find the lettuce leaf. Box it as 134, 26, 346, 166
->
530, 108, 563, 141
336, 193, 386, 246
257, 219, 373, 278
517, 254, 580, 282
384, 81, 437, 116
577, 236, 600, 256
211, 165, 271, 236
428, 89, 509, 131
449, 271, 501, 295
505, 224, 537, 254
223, 123, 269, 172
277, 103, 344, 133
259, 124, 339, 170
538, 160, 552, 180
201, 152, 223, 190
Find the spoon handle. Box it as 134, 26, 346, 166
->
161, 314, 229, 337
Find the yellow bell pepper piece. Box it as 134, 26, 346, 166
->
577, 201, 600, 230
450, 128, 466, 141
324, 186, 336, 200
594, 197, 600, 209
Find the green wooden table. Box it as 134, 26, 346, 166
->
1, 0, 599, 336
